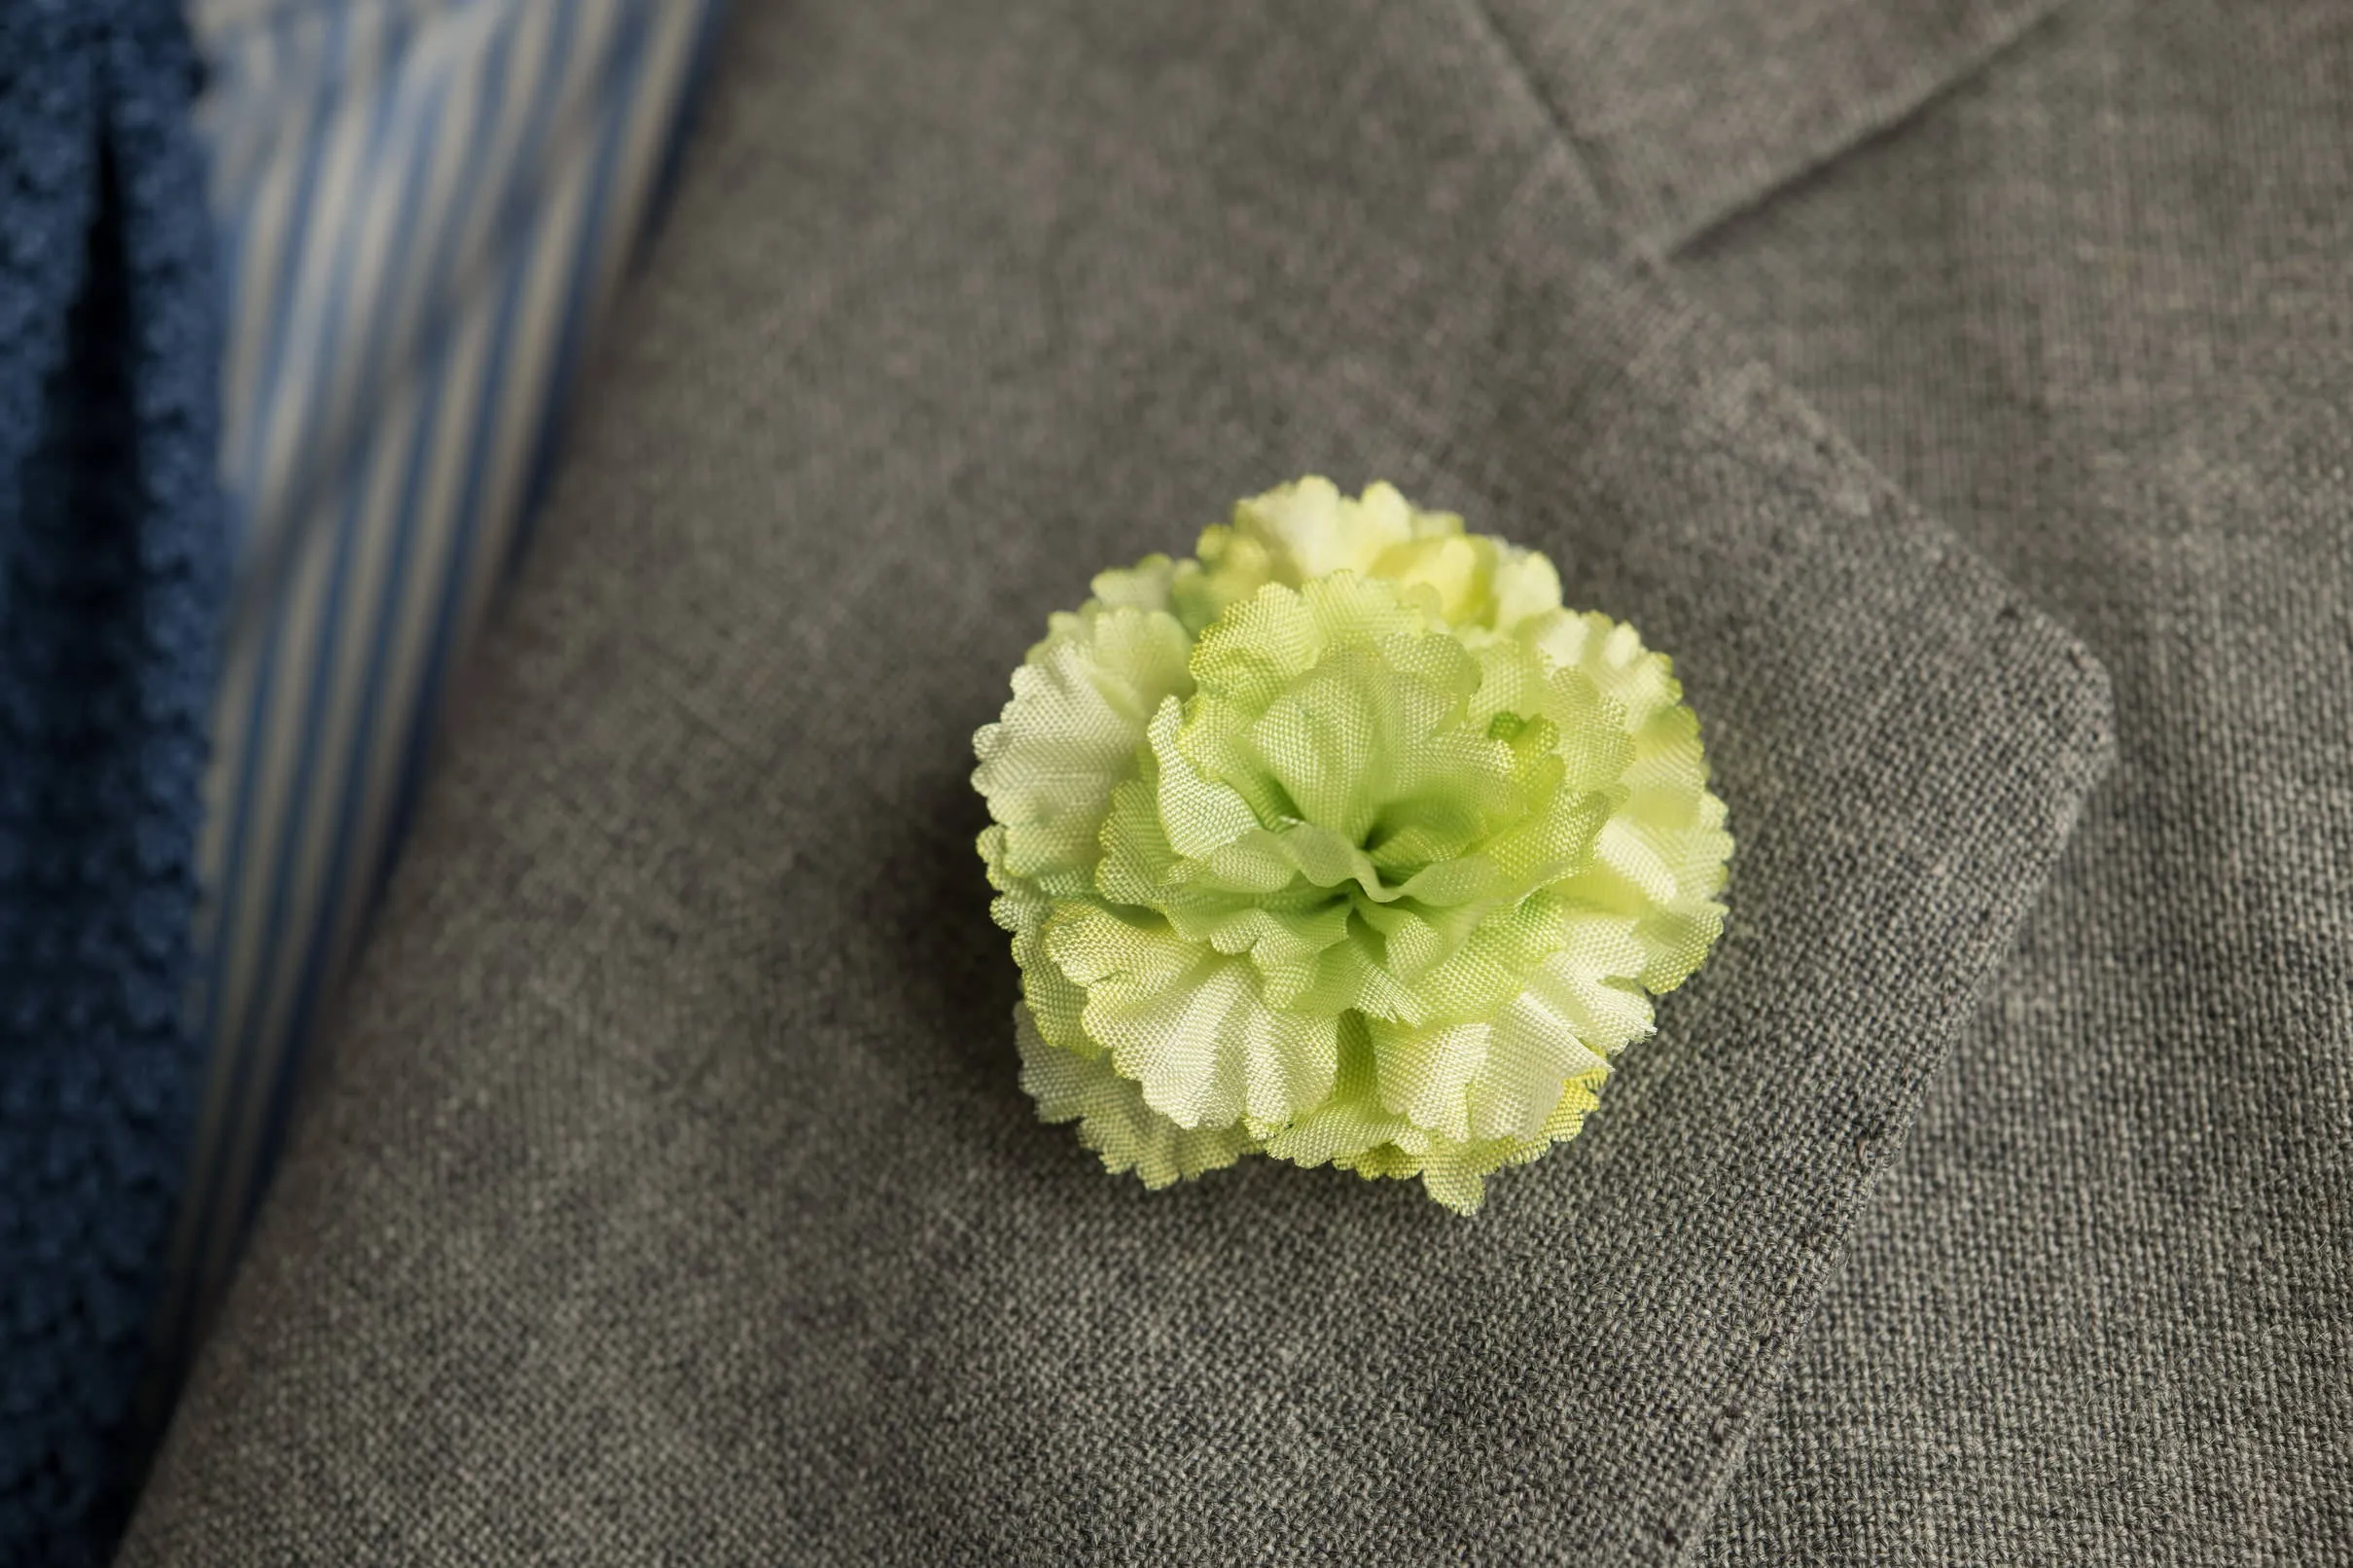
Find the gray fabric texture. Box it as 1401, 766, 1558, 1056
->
118, 0, 2109, 1560
1471, 0, 2064, 251
117, 0, 2353, 1562
1671, 0, 2353, 1560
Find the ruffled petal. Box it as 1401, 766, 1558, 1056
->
974, 605, 1194, 894
1046, 908, 1340, 1129
1017, 1006, 1259, 1186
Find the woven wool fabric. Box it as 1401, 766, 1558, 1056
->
0, 2, 228, 1563
1471, 0, 2066, 252
1667, 0, 2353, 1557
117, 0, 2348, 1562
113, 1, 2105, 1561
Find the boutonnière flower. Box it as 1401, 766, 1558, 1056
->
976, 480, 1729, 1212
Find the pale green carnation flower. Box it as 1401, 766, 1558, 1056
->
975, 478, 1730, 1212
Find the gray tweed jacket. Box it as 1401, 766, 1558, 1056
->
121, 0, 2351, 1562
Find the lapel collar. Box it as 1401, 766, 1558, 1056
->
122, 2, 2110, 1563
1470, 0, 2068, 251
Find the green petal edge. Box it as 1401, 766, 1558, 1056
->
974, 478, 1731, 1213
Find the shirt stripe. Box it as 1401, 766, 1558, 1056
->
163, 0, 726, 1372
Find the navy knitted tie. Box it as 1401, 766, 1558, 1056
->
0, 1, 228, 1561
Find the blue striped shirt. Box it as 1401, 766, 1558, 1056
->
163, 0, 727, 1372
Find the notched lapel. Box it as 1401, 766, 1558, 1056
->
1469, 0, 2069, 251
121, 2, 2113, 1564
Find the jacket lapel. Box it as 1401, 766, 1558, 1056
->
1472, 0, 2069, 250
125, 1, 2108, 1562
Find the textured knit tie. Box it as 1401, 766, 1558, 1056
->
0, 1, 228, 1561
